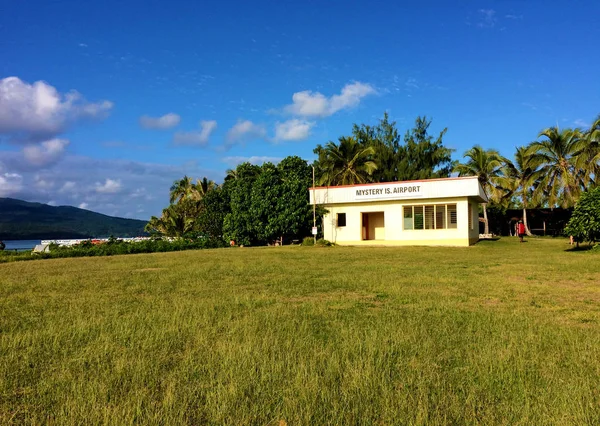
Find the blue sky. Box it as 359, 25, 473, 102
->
1, 0, 599, 219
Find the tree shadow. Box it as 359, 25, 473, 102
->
564, 244, 597, 252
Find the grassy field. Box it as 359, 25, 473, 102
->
1, 238, 599, 425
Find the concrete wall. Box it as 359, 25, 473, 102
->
323, 197, 476, 246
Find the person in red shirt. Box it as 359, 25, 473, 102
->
517, 219, 526, 243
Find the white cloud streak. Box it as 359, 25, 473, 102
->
95, 178, 122, 194
173, 120, 217, 146
283, 82, 376, 118
226, 120, 266, 145
22, 138, 70, 166
139, 113, 181, 130
274, 119, 314, 141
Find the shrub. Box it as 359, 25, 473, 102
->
0, 237, 228, 263
565, 186, 600, 245
316, 238, 335, 247
302, 237, 315, 246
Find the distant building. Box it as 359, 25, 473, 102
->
309, 176, 487, 246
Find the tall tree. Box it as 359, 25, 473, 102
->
352, 112, 402, 182
496, 146, 541, 236
313, 136, 378, 185
397, 116, 454, 181
223, 162, 262, 245
578, 115, 600, 188
453, 145, 504, 235
527, 127, 585, 208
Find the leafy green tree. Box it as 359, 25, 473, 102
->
397, 116, 454, 180
196, 187, 229, 241
527, 127, 585, 208
249, 163, 284, 244
314, 136, 377, 185
352, 112, 402, 182
350, 114, 453, 182
223, 163, 262, 245
277, 156, 314, 240
564, 186, 600, 246
496, 146, 542, 236
453, 145, 504, 235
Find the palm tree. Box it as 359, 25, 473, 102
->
169, 175, 196, 204
496, 147, 542, 236
314, 136, 378, 186
578, 116, 600, 188
453, 145, 504, 235
526, 127, 585, 208
195, 177, 217, 197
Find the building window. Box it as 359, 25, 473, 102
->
447, 204, 457, 229
337, 213, 346, 227
403, 204, 458, 230
468, 203, 473, 230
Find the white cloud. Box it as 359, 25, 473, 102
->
226, 120, 266, 144
78, 202, 89, 209
173, 120, 217, 146
95, 178, 122, 194
477, 9, 497, 28
574, 119, 590, 128
22, 138, 70, 166
59, 181, 77, 193
283, 82, 376, 118
221, 156, 283, 166
34, 176, 54, 190
274, 119, 314, 141
139, 113, 181, 130
0, 77, 113, 141
0, 171, 23, 197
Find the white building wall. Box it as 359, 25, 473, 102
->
312, 177, 487, 247
323, 197, 473, 246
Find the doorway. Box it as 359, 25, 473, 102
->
362, 212, 385, 240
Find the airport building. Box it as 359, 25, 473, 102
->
309, 176, 487, 246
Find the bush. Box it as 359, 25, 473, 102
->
302, 237, 315, 246
0, 237, 228, 263
565, 186, 600, 245
316, 238, 335, 247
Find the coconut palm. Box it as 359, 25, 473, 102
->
195, 177, 217, 197
314, 136, 378, 186
496, 146, 542, 236
169, 175, 196, 204
453, 145, 504, 235
577, 116, 600, 188
526, 127, 585, 208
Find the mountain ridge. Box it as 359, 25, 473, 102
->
0, 198, 148, 240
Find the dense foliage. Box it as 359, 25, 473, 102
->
0, 237, 225, 263
564, 186, 600, 245
454, 115, 600, 234
313, 113, 453, 185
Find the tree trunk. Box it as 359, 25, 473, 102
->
483, 203, 489, 235
523, 207, 533, 236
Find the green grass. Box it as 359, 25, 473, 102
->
1, 238, 599, 425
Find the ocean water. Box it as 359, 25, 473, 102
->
2, 240, 41, 251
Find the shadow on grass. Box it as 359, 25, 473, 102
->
478, 237, 501, 242
564, 244, 598, 252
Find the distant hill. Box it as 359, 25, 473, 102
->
0, 198, 148, 240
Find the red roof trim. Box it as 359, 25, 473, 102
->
309, 176, 478, 190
